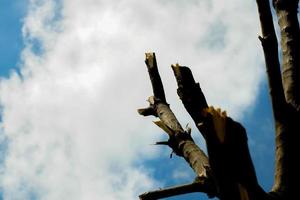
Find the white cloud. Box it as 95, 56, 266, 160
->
0, 0, 264, 199
172, 169, 193, 182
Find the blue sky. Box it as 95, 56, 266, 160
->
0, 1, 25, 199
0, 1, 26, 78
0, 1, 276, 199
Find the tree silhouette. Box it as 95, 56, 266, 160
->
137, 0, 299, 199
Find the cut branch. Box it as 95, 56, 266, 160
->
145, 52, 167, 103
138, 53, 217, 198
172, 64, 208, 138
139, 178, 215, 200
172, 65, 266, 200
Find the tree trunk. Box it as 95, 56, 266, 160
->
138, 53, 217, 199
137, 1, 299, 199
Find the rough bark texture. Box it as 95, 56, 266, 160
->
139, 178, 211, 200
172, 65, 265, 200
256, 0, 290, 197
273, 0, 300, 197
138, 53, 217, 199
138, 55, 267, 200
273, 0, 300, 111
137, 1, 299, 199
257, 0, 300, 198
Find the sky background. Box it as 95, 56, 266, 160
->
0, 0, 281, 199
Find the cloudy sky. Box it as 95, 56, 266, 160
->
0, 0, 278, 199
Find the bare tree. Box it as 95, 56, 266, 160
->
137, 0, 299, 200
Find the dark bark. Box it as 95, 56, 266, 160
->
144, 53, 167, 103
172, 65, 266, 200
138, 55, 268, 199
256, 0, 289, 196
138, 53, 217, 198
139, 178, 214, 200
137, 1, 299, 199
256, 0, 300, 198
272, 0, 300, 197
171, 65, 209, 138
273, 0, 300, 111
256, 0, 286, 117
